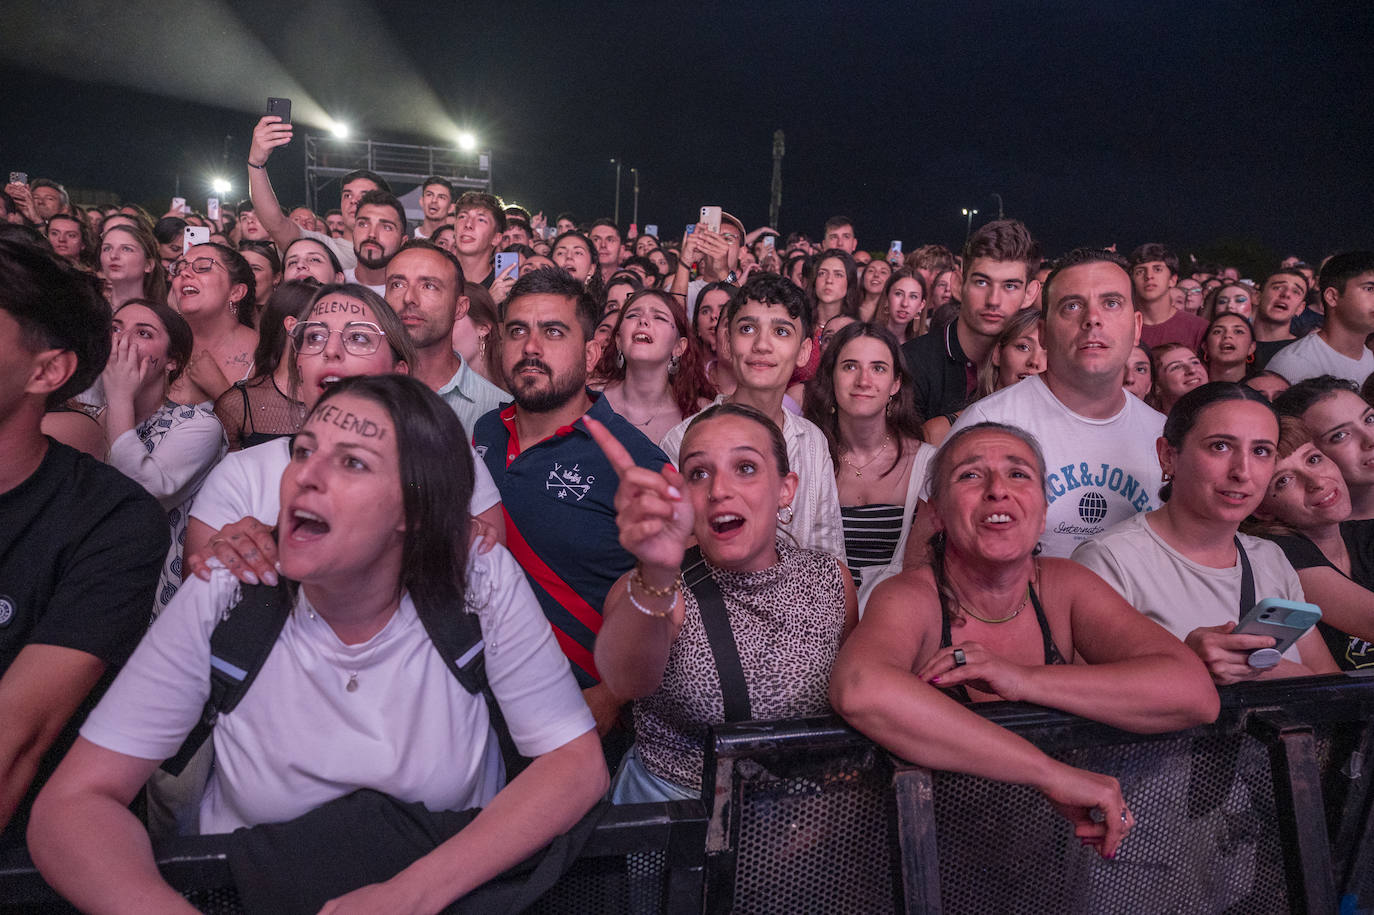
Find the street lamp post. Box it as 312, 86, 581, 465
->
610, 158, 621, 226
962, 207, 979, 239
991, 193, 1004, 219
630, 168, 640, 228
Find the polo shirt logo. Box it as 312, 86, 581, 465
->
0, 595, 13, 627
547, 462, 595, 501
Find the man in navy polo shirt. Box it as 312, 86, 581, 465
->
473, 267, 668, 739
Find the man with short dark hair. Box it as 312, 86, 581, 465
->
345, 190, 407, 292
473, 268, 667, 738
0, 239, 167, 842
901, 220, 1041, 420
1129, 243, 1207, 351
453, 191, 506, 289
1252, 269, 1307, 371
413, 176, 453, 240
502, 218, 532, 249
384, 240, 506, 434
822, 216, 857, 254
324, 209, 345, 239
589, 219, 623, 286
944, 248, 1165, 557
1267, 252, 1374, 386
660, 274, 844, 557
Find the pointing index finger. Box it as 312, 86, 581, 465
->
584, 416, 636, 476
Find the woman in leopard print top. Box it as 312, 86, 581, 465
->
587, 402, 857, 803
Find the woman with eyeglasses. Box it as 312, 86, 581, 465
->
184, 284, 505, 587
168, 243, 260, 407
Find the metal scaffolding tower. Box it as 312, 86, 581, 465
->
303, 134, 491, 212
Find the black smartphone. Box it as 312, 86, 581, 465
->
266, 97, 292, 124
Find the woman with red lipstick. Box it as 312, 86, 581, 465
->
589, 403, 857, 804
592, 289, 715, 444
1248, 417, 1374, 670
32, 376, 606, 912
1074, 382, 1339, 683
833, 421, 1216, 860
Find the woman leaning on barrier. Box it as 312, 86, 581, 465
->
831, 421, 1220, 858
587, 403, 857, 804
28, 375, 606, 914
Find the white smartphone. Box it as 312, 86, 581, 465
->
890, 240, 903, 254
183, 226, 210, 253
207, 197, 220, 221
645, 224, 658, 238
700, 206, 721, 233
171, 197, 186, 215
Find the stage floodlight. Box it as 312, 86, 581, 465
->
211, 178, 231, 195
457, 131, 477, 151
330, 122, 350, 138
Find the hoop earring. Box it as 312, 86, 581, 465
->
1246, 353, 1255, 364
777, 505, 794, 525
616, 352, 625, 369
668, 354, 680, 376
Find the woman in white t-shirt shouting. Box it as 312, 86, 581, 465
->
30, 375, 604, 913
1074, 382, 1339, 683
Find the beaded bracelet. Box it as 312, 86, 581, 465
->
625, 576, 679, 619
632, 563, 680, 597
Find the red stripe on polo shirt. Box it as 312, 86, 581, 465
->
501, 505, 602, 683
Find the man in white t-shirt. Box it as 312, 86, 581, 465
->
946, 248, 1165, 558
1267, 251, 1374, 387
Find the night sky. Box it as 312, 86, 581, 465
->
4, 1, 1372, 264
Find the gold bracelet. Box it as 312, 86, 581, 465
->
632, 564, 680, 597
625, 576, 678, 619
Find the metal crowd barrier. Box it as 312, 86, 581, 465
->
3, 673, 1372, 913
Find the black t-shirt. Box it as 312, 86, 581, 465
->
1253, 337, 1296, 373
1268, 520, 1374, 671
900, 321, 976, 424
0, 440, 168, 840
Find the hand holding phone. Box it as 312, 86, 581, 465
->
207, 198, 220, 221
494, 252, 519, 281
8, 172, 27, 186
266, 97, 292, 124
1234, 598, 1321, 669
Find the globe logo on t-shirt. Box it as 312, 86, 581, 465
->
1078, 491, 1109, 525
0, 595, 13, 627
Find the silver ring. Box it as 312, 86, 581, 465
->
952, 648, 966, 667
1121, 808, 1130, 825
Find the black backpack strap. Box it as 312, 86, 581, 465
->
1235, 536, 1255, 619
162, 582, 293, 775
416, 604, 529, 779
681, 546, 752, 722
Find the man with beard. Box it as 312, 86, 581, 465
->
384, 241, 507, 435
345, 191, 406, 293
413, 176, 452, 240
473, 268, 668, 741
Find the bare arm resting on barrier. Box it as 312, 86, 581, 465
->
831, 566, 1135, 859
28, 730, 607, 915
915, 558, 1220, 732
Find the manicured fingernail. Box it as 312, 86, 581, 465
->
242, 570, 260, 585
930, 676, 941, 684
206, 557, 225, 570
667, 486, 682, 500
263, 570, 278, 586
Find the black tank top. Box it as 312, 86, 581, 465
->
938, 583, 1067, 703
